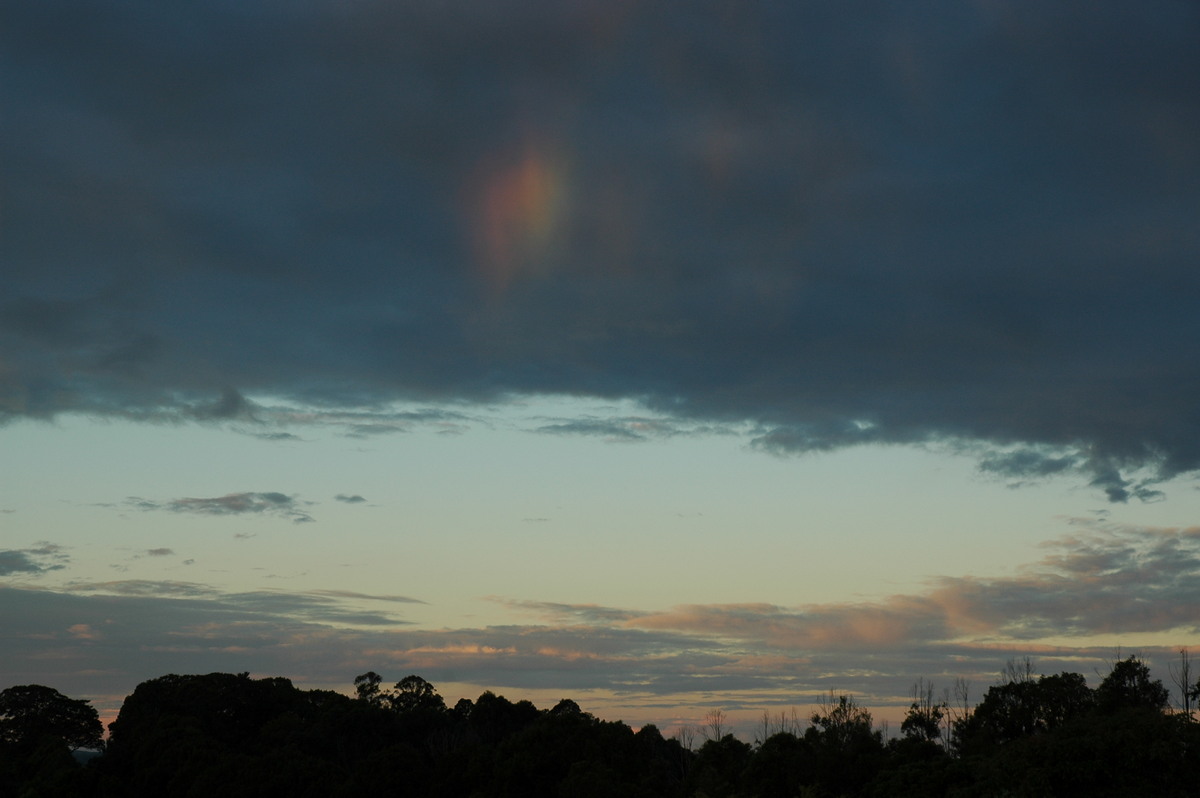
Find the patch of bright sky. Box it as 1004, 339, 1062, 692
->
4, 396, 1195, 631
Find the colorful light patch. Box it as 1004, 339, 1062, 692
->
469, 139, 569, 294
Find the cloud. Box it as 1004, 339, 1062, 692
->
494, 523, 1200, 681
145, 548, 174, 557
4, 2, 1199, 500
335, 494, 367, 504
0, 551, 50, 576
493, 598, 646, 625
0, 543, 68, 576
533, 415, 720, 441
3, 523, 1197, 726
264, 406, 473, 439
189, 388, 257, 421
536, 419, 651, 441
128, 492, 315, 523
254, 431, 303, 442
61, 580, 417, 626
978, 448, 1078, 480
344, 424, 407, 438
65, 579, 218, 598
623, 524, 1200, 648
306, 589, 424, 605
972, 446, 1175, 502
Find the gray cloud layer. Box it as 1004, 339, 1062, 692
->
3, 524, 1196, 719
4, 1, 1198, 499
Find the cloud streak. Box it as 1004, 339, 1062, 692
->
129, 492, 315, 523
533, 414, 728, 442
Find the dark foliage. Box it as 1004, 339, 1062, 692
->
0, 684, 104, 753
1095, 656, 1171, 714
957, 671, 1094, 752
0, 684, 104, 796
3, 659, 1198, 797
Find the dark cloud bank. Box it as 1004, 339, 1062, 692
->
4, 1, 1198, 499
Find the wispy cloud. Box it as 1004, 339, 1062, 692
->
0, 543, 68, 576
306, 589, 424, 605
533, 415, 723, 442
65, 579, 218, 598
61, 580, 418, 626
127, 492, 315, 523
261, 406, 474, 439
253, 431, 303, 442
492, 598, 646, 625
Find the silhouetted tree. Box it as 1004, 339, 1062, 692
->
947, 676, 972, 754
101, 672, 365, 797
1169, 647, 1194, 720
703, 708, 727, 741
808, 692, 877, 751
685, 734, 752, 798
353, 671, 385, 706
390, 674, 446, 714
806, 693, 884, 795
1095, 655, 1169, 714
900, 678, 946, 743
469, 691, 540, 745
1035, 672, 1094, 728
24, 666, 1200, 798
547, 698, 586, 719
1002, 655, 1036, 685
958, 671, 1093, 751
0, 685, 102, 798
0, 684, 103, 753
741, 731, 813, 798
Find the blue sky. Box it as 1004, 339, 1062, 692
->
3, 1, 1200, 734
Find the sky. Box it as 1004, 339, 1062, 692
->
3, 1, 1200, 737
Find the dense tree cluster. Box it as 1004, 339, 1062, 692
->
0, 684, 104, 797
2, 655, 1198, 797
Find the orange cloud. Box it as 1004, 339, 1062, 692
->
67, 623, 101, 640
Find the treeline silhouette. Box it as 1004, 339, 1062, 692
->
2, 655, 1198, 797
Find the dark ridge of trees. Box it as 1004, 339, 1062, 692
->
3, 655, 1199, 797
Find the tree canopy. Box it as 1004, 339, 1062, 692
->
0, 684, 103, 753
2, 657, 1198, 797
1096, 655, 1171, 713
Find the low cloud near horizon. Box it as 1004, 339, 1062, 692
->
5, 522, 1196, 721
3, 1, 1198, 502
